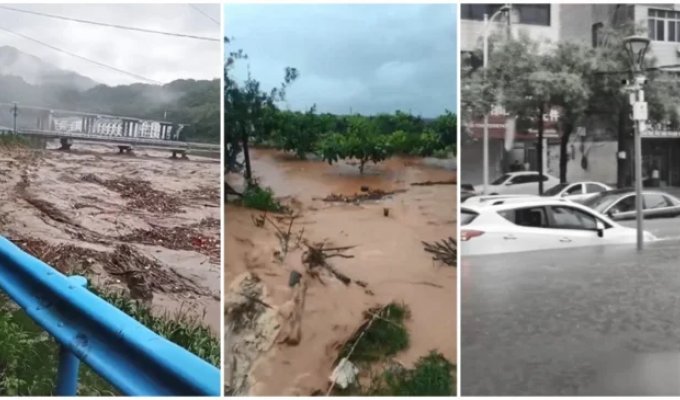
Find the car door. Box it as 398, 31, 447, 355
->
643, 193, 676, 219
545, 205, 602, 248
496, 206, 554, 252
605, 194, 637, 220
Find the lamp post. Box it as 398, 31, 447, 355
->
482, 4, 514, 194
622, 35, 650, 251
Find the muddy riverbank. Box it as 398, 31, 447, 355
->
0, 140, 221, 333
225, 148, 457, 395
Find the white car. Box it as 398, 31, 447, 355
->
461, 198, 656, 256
473, 171, 560, 195
542, 181, 611, 203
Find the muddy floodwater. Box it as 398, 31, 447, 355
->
225, 148, 457, 395
0, 140, 220, 332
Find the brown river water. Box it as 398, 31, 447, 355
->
225, 148, 457, 395
0, 141, 221, 332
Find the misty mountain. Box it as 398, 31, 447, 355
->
0, 46, 98, 91
0, 47, 219, 143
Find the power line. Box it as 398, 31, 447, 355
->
0, 24, 162, 84
0, 5, 220, 42
188, 4, 220, 27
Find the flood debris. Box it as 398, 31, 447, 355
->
81, 173, 183, 213
320, 188, 406, 203
181, 185, 220, 203
117, 225, 220, 263
12, 238, 207, 299
410, 179, 456, 186
329, 358, 359, 390
422, 237, 457, 267
302, 241, 355, 285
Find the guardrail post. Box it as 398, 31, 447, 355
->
55, 276, 88, 396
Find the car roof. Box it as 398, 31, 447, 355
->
596, 188, 671, 196
464, 197, 575, 210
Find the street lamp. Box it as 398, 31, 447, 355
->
481, 4, 517, 194
622, 35, 650, 251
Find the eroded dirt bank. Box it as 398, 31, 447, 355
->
0, 141, 221, 332
225, 148, 457, 395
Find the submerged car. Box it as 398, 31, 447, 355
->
542, 181, 611, 203
461, 198, 655, 256
473, 171, 559, 195
583, 189, 680, 221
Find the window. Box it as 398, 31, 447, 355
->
592, 22, 604, 47
648, 8, 680, 42
550, 206, 597, 230
499, 207, 548, 228
461, 4, 550, 26
586, 183, 607, 194
461, 209, 479, 226
492, 174, 511, 185
644, 193, 671, 209
610, 195, 637, 214
565, 184, 583, 195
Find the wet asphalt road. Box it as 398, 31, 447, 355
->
461, 239, 680, 396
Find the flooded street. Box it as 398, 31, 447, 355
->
225, 148, 457, 395
461, 240, 680, 396
0, 141, 221, 332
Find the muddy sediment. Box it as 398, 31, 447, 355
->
0, 141, 221, 332
225, 148, 457, 395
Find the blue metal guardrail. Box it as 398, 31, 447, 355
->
0, 236, 220, 396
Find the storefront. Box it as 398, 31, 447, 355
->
641, 130, 680, 187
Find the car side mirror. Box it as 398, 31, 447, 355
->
596, 220, 605, 238
505, 182, 512, 186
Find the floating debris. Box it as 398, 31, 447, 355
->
422, 237, 457, 267
81, 173, 183, 213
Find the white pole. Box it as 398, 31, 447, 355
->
482, 13, 489, 195
634, 81, 644, 250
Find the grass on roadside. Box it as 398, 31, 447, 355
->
0, 133, 29, 148
240, 181, 286, 213
0, 285, 219, 396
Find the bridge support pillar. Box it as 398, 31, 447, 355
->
55, 346, 81, 395
59, 138, 72, 151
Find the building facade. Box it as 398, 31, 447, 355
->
462, 3, 680, 187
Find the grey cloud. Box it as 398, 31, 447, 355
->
225, 3, 457, 118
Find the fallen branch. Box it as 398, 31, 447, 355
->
411, 179, 456, 186
422, 237, 457, 267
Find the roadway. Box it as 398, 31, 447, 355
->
461, 238, 680, 395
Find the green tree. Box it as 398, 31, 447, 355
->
318, 116, 392, 174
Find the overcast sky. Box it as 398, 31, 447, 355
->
0, 4, 221, 86
225, 4, 457, 118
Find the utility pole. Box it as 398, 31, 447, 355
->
630, 75, 647, 251
11, 102, 18, 134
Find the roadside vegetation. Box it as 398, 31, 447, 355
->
0, 285, 219, 396
333, 302, 455, 396
239, 181, 286, 213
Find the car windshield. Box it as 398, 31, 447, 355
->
583, 192, 626, 213
543, 183, 569, 196
461, 209, 478, 226
491, 174, 510, 185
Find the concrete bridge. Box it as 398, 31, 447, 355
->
2, 103, 219, 156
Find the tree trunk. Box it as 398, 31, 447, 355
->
559, 121, 573, 184
359, 159, 366, 175
537, 105, 545, 195
241, 124, 252, 184
617, 106, 631, 188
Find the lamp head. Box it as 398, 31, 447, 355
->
622, 35, 651, 72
